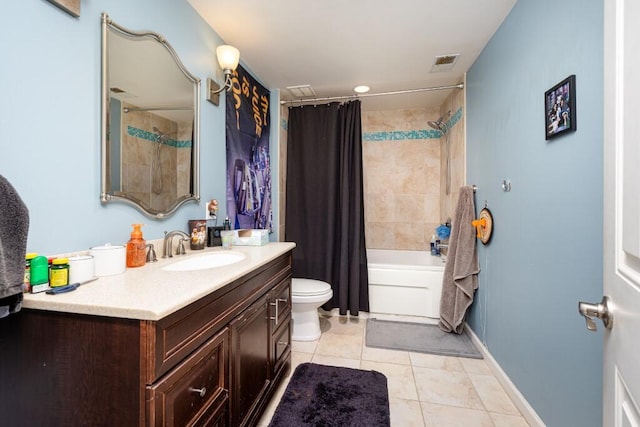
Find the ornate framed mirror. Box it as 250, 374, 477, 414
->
100, 13, 200, 218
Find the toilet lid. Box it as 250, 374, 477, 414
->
292, 278, 331, 296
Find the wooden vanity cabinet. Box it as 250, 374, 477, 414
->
229, 276, 292, 427
0, 251, 292, 427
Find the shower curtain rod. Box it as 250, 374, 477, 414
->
280, 83, 464, 106
123, 106, 192, 113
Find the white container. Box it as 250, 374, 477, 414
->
68, 255, 95, 283
231, 229, 269, 246
90, 244, 126, 277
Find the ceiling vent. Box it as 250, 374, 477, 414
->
285, 84, 317, 99
431, 54, 460, 73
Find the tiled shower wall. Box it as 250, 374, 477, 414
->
120, 103, 193, 212
363, 93, 465, 250
362, 108, 442, 250
279, 93, 465, 251
439, 89, 466, 224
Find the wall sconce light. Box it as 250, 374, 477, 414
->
207, 45, 240, 106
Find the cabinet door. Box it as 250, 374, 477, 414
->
271, 318, 291, 379
269, 278, 292, 379
146, 327, 229, 427
230, 296, 270, 427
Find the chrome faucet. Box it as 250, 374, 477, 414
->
435, 240, 449, 256
163, 230, 190, 258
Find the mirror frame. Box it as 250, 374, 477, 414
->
100, 13, 201, 219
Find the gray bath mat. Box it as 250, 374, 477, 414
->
366, 319, 483, 359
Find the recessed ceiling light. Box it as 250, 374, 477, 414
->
354, 85, 370, 94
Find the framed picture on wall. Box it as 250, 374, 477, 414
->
47, 0, 80, 17
544, 74, 576, 140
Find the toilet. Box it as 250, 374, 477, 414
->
291, 278, 333, 341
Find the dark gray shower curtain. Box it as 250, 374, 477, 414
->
285, 101, 369, 316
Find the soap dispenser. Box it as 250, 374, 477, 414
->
126, 224, 146, 268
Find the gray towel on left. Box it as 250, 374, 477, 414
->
0, 175, 29, 317
439, 186, 480, 334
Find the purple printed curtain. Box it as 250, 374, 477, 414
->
225, 65, 272, 231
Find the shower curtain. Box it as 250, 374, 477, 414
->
285, 101, 369, 316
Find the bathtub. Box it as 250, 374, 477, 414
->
367, 249, 445, 319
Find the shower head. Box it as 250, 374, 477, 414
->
428, 110, 452, 134
428, 119, 445, 132
153, 126, 169, 143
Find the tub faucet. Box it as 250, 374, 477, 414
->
163, 230, 190, 258
435, 241, 449, 256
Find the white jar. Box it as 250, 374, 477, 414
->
89, 244, 126, 276
68, 255, 95, 283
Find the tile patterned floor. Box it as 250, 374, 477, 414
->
258, 315, 530, 427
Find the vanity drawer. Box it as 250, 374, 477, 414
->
146, 327, 229, 427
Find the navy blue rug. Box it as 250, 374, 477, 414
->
268, 363, 390, 427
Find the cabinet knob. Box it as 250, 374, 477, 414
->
189, 387, 207, 398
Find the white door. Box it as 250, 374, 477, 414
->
594, 0, 640, 425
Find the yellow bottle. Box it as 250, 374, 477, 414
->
126, 224, 146, 268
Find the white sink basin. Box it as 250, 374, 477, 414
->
162, 251, 246, 272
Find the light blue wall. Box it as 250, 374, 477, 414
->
0, 0, 279, 255
466, 1, 603, 426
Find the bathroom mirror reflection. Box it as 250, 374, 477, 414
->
100, 13, 200, 218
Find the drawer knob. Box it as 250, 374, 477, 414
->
189, 387, 207, 398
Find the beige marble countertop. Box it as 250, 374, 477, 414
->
22, 242, 295, 321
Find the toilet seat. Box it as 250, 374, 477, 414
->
292, 278, 331, 296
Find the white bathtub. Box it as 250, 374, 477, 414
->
367, 249, 445, 319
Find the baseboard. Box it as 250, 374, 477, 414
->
465, 325, 546, 427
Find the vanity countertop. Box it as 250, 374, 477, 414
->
22, 242, 296, 321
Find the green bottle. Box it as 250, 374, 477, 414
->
30, 255, 50, 293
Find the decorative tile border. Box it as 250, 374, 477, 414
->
363, 106, 463, 142
127, 126, 192, 148
363, 129, 442, 141
278, 106, 463, 142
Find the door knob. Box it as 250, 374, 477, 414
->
578, 296, 612, 331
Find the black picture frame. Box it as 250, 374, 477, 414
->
545, 75, 576, 140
